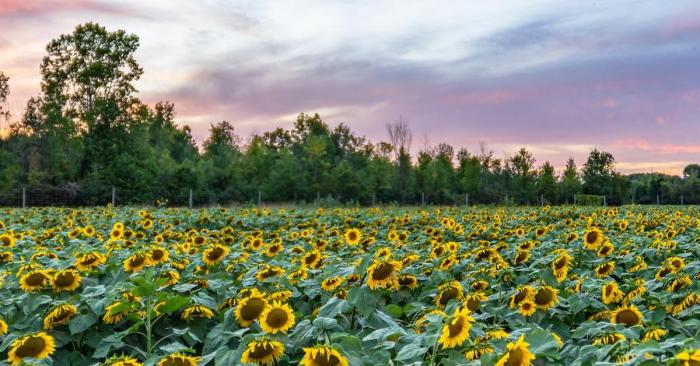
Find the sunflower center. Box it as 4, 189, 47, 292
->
448, 317, 465, 337
554, 258, 567, 269
615, 309, 640, 327
371, 263, 394, 281
586, 232, 599, 244
249, 343, 274, 358
534, 289, 553, 305
207, 247, 224, 261
54, 272, 75, 287
25, 272, 46, 286
504, 347, 524, 366
15, 336, 46, 358
311, 353, 341, 366
161, 358, 192, 366
265, 308, 289, 328
347, 232, 357, 241
240, 298, 266, 320
152, 250, 165, 261
130, 255, 146, 267
439, 287, 459, 306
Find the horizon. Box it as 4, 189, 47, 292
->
1, 1, 699, 175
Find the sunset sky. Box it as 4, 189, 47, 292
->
1, 0, 699, 175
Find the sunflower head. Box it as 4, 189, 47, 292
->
7, 332, 56, 366
494, 335, 535, 366
51, 269, 81, 292
156, 353, 200, 366
235, 294, 268, 327
300, 345, 349, 366
241, 338, 285, 365
438, 307, 474, 349
610, 305, 643, 327
259, 301, 295, 334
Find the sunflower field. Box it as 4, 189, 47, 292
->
0, 205, 698, 366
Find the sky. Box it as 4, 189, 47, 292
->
1, 0, 699, 175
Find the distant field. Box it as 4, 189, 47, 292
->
0, 206, 698, 366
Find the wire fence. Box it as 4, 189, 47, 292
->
0, 186, 695, 208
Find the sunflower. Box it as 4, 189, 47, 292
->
103, 301, 131, 324
7, 332, 56, 366
160, 270, 180, 286
235, 294, 268, 327
494, 335, 535, 366
398, 274, 418, 289
676, 349, 700, 366
0, 317, 7, 335
583, 228, 603, 250
156, 353, 200, 366
0, 233, 16, 248
241, 338, 285, 365
300, 345, 349, 366
465, 343, 495, 360
321, 277, 343, 292
19, 270, 50, 292
463, 292, 487, 312
101, 354, 143, 366
344, 228, 361, 245
435, 281, 464, 308
438, 307, 474, 349
51, 269, 81, 292
642, 328, 666, 342
43, 304, 78, 329
610, 305, 643, 327
202, 244, 229, 266
182, 305, 214, 320
551, 251, 572, 282
519, 299, 537, 317
601, 281, 624, 304
259, 301, 295, 334
366, 260, 401, 290
75, 252, 106, 271
149, 247, 169, 265
594, 261, 615, 278
533, 286, 559, 310
596, 242, 614, 257
593, 333, 625, 345
123, 252, 151, 273
509, 286, 534, 308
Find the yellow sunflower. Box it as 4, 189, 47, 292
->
259, 301, 295, 334
75, 252, 106, 271
235, 294, 268, 327
0, 233, 15, 248
519, 299, 537, 317
202, 244, 229, 266
43, 304, 78, 329
156, 353, 200, 366
398, 274, 418, 289
583, 228, 603, 250
533, 286, 559, 310
102, 354, 143, 366
593, 333, 625, 345
19, 270, 50, 292
494, 335, 535, 366
438, 307, 474, 349
610, 305, 643, 327
321, 277, 343, 292
103, 301, 131, 324
51, 269, 81, 292
123, 252, 151, 273
240, 338, 285, 365
300, 345, 349, 366
7, 332, 56, 366
435, 281, 464, 308
149, 247, 170, 265
601, 281, 624, 304
181, 305, 214, 320
343, 228, 362, 245
676, 349, 700, 366
0, 317, 7, 335
366, 260, 402, 290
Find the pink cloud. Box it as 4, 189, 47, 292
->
611, 139, 700, 154
443, 90, 527, 106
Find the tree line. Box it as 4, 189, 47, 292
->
0, 23, 698, 206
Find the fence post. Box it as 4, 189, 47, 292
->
603, 195, 606, 206
541, 194, 544, 207
465, 193, 469, 206
258, 191, 262, 206
22, 187, 26, 208
573, 195, 576, 206
372, 192, 376, 206
421, 191, 425, 207
681, 195, 684, 205
111, 187, 116, 207
316, 191, 320, 205
505, 192, 508, 204
657, 195, 660, 205
189, 189, 193, 209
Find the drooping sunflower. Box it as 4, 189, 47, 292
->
259, 301, 295, 334
438, 307, 474, 349
75, 252, 106, 271
321, 277, 343, 292
398, 274, 418, 289
149, 247, 169, 265
533, 286, 559, 310
202, 244, 229, 266
675, 349, 700, 366
592, 333, 625, 345
494, 335, 535, 366
642, 328, 666, 342
594, 261, 615, 278
160, 270, 180, 286
343, 228, 362, 245
464, 343, 495, 360
583, 228, 603, 250
435, 281, 464, 308
43, 304, 78, 329
7, 332, 56, 366
101, 354, 143, 366
300, 345, 349, 366
610, 305, 643, 327
181, 305, 214, 320
601, 281, 624, 304
509, 286, 534, 309
51, 269, 81, 292
123, 252, 151, 273
156, 353, 200, 366
235, 293, 268, 327
19, 270, 50, 292
240, 338, 285, 365
0, 316, 7, 335
463, 292, 487, 312
366, 260, 402, 290
551, 251, 572, 282
103, 301, 131, 324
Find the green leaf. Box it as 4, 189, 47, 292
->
68, 313, 97, 335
